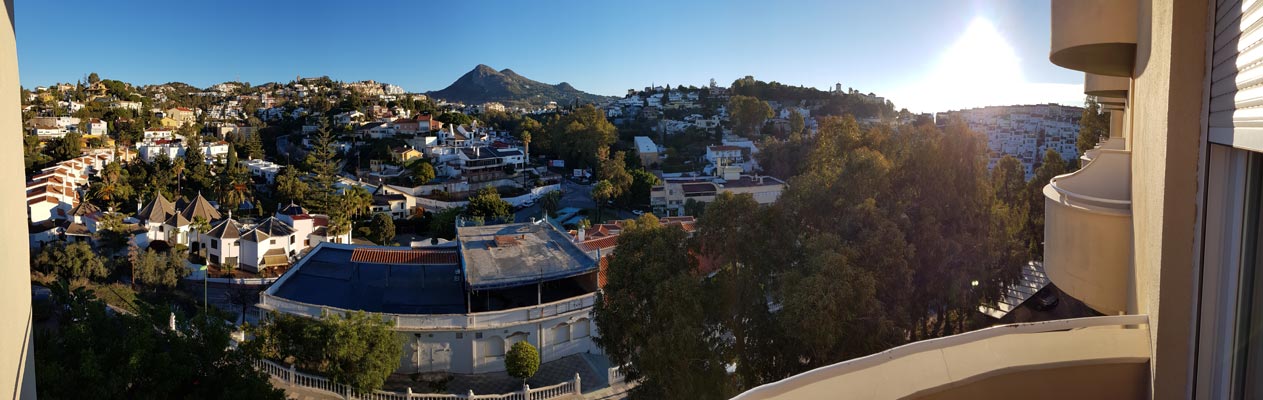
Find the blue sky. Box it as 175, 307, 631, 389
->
15, 0, 1082, 113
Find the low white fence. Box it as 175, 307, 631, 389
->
608, 366, 626, 385
255, 358, 580, 400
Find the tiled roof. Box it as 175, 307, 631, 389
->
27, 196, 58, 206
206, 219, 242, 239
239, 228, 271, 242
178, 193, 222, 222
137, 193, 176, 223
577, 235, 620, 252
348, 248, 459, 265
253, 217, 295, 237
278, 203, 309, 216
68, 201, 101, 217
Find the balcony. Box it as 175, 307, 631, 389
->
1080, 137, 1126, 164
1085, 73, 1129, 99
732, 315, 1150, 400
1050, 0, 1138, 77
1043, 150, 1132, 315
259, 291, 597, 331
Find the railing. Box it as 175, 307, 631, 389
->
1046, 149, 1132, 213
259, 292, 597, 331
731, 315, 1151, 400
254, 358, 580, 400
608, 366, 626, 385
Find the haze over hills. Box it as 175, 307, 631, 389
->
427, 64, 613, 108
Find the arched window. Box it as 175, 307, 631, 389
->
572, 318, 591, 339
479, 335, 504, 358
548, 322, 570, 345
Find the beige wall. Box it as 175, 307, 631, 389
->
915, 363, 1150, 400
0, 1, 37, 398
1128, 0, 1208, 398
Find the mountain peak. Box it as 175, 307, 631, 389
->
471, 64, 499, 75
429, 65, 610, 108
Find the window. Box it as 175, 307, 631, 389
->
270, 239, 275, 245
572, 319, 591, 339
304, 239, 310, 246
548, 323, 570, 345
1236, 154, 1263, 398
290, 235, 295, 244
211, 239, 218, 249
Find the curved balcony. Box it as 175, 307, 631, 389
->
258, 291, 596, 331
1043, 150, 1132, 315
1050, 0, 1138, 77
1080, 137, 1126, 164
1085, 73, 1129, 98
732, 315, 1150, 400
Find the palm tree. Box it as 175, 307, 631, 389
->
591, 180, 614, 224
342, 186, 373, 219
172, 157, 186, 195
189, 216, 211, 262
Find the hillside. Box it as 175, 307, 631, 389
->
427, 64, 611, 108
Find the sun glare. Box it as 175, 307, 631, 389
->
892, 17, 1081, 113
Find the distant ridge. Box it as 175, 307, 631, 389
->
427, 64, 611, 108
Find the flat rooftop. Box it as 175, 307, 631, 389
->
271, 244, 466, 314
458, 222, 597, 290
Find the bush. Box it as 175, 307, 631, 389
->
505, 341, 540, 383
248, 311, 402, 393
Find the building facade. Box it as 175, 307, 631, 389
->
258, 220, 601, 375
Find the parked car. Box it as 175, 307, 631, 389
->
632, 210, 645, 216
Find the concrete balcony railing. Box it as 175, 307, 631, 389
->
258, 291, 596, 331
731, 315, 1151, 400
1043, 150, 1133, 315
1050, 0, 1138, 77
1085, 73, 1129, 99
1080, 137, 1126, 164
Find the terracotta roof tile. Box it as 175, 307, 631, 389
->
577, 235, 620, 252
349, 248, 459, 265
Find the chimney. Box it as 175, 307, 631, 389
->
577, 228, 586, 242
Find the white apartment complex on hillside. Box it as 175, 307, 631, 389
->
936, 104, 1083, 178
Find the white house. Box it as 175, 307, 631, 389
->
87, 119, 108, 136
245, 159, 282, 183
143, 128, 174, 140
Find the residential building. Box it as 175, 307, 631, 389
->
371, 193, 408, 219
245, 159, 282, 183
86, 118, 107, 136
165, 107, 197, 126
143, 127, 174, 140
258, 220, 600, 374
936, 104, 1083, 178
651, 170, 786, 216
633, 136, 659, 167
705, 145, 746, 171
734, 1, 1253, 398
391, 146, 423, 163
136, 139, 230, 163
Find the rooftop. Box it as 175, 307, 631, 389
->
457, 222, 596, 290
271, 244, 466, 314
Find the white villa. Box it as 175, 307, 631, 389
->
259, 220, 600, 374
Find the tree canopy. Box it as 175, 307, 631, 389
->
36, 283, 284, 399
465, 186, 512, 222
247, 311, 402, 394
728, 95, 773, 138
505, 341, 540, 383
594, 116, 1039, 395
